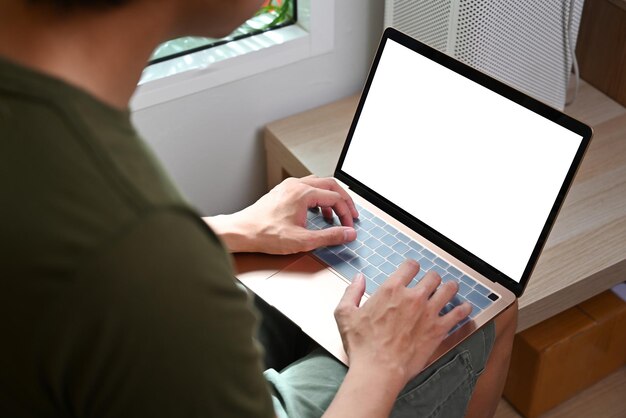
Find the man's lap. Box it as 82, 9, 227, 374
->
255, 296, 495, 418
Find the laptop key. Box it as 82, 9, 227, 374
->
307, 221, 320, 230
375, 244, 394, 258
363, 237, 382, 250
417, 257, 434, 270
371, 216, 386, 227
306, 208, 320, 220
467, 291, 491, 310
474, 282, 491, 296
321, 215, 340, 227
355, 245, 374, 258
460, 274, 474, 286
383, 224, 397, 235
379, 261, 396, 275
392, 241, 410, 254
337, 248, 357, 262
447, 265, 462, 278
311, 216, 329, 229
366, 253, 385, 267
365, 278, 379, 295
328, 244, 345, 254
408, 241, 424, 252
357, 206, 374, 219
369, 226, 386, 239
396, 232, 411, 243
356, 230, 372, 243
349, 257, 369, 270
380, 234, 398, 247
355, 218, 376, 231
362, 265, 381, 280
333, 261, 359, 282
387, 252, 405, 266
421, 248, 436, 260
434, 258, 450, 269
373, 273, 388, 285
403, 249, 420, 260
344, 239, 361, 250
440, 273, 457, 284
314, 248, 343, 266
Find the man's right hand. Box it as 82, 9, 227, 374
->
333, 260, 472, 391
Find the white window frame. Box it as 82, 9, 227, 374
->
130, 0, 334, 111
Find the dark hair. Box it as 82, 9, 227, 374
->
29, 0, 130, 9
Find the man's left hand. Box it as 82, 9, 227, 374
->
205, 176, 359, 254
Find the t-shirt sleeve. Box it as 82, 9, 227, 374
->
50, 209, 275, 418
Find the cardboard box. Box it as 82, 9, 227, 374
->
503, 290, 626, 417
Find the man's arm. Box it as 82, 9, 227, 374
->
48, 210, 274, 417
206, 176, 473, 417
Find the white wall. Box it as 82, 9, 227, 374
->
132, 0, 384, 216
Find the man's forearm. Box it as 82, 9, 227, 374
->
203, 213, 254, 253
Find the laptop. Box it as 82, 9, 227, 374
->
237, 27, 592, 367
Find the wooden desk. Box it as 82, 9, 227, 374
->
264, 80, 626, 332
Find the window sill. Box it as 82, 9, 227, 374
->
130, 0, 334, 111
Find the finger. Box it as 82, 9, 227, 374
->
298, 226, 357, 251
440, 303, 472, 330
429, 280, 459, 310
336, 273, 366, 315
413, 270, 442, 298
306, 189, 354, 227
302, 176, 359, 220
386, 259, 421, 287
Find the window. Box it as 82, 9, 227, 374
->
149, 0, 296, 65
132, 0, 334, 110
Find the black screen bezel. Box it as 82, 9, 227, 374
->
334, 27, 593, 297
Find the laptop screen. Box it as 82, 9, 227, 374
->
339, 37, 586, 285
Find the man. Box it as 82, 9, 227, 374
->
0, 0, 517, 416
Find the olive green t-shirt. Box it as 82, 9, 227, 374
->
0, 57, 274, 417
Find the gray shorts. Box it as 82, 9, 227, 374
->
256, 297, 495, 418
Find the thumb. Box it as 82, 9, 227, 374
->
336, 273, 366, 316
334, 274, 365, 354
303, 226, 356, 251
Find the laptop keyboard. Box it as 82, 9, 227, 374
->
307, 204, 499, 330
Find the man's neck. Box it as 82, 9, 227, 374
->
0, 1, 174, 110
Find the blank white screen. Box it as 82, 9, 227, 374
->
342, 39, 582, 282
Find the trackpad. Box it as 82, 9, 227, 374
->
262, 255, 353, 364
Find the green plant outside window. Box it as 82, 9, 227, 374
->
149, 0, 296, 65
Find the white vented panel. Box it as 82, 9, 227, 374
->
385, 0, 453, 51
384, 0, 584, 110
